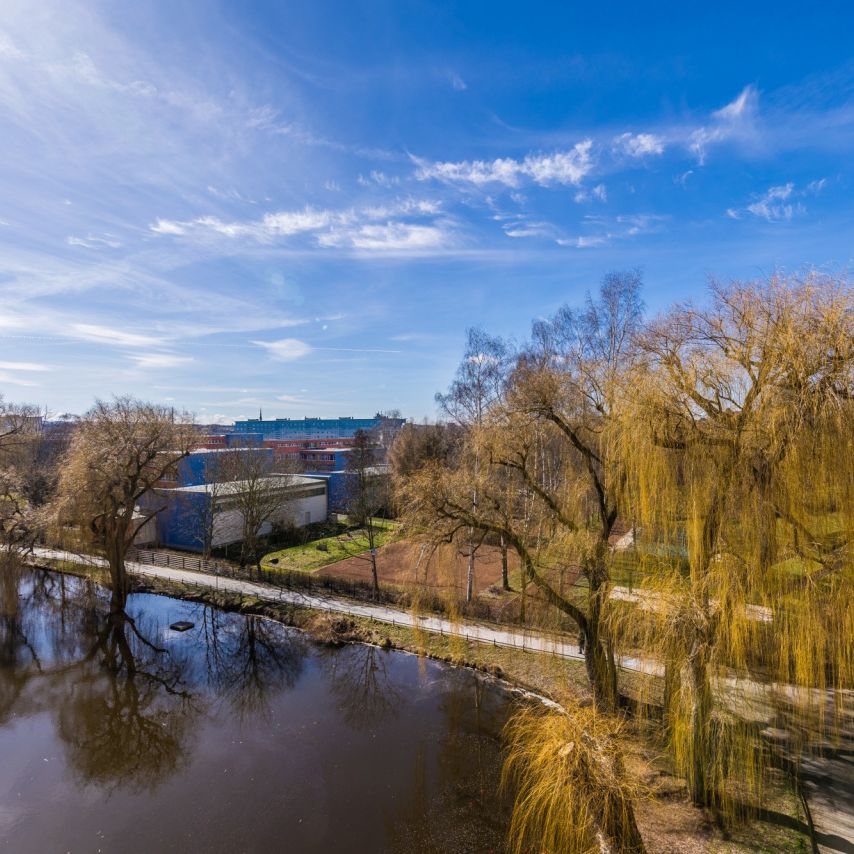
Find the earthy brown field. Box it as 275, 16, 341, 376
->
317, 540, 517, 596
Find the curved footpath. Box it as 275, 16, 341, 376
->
31, 547, 601, 665
30, 547, 852, 853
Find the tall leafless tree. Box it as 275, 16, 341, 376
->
216, 448, 298, 572
342, 429, 390, 595
436, 328, 510, 602
54, 397, 197, 611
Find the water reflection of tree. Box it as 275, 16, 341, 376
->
386, 669, 512, 854
1, 566, 310, 797
0, 564, 202, 792
0, 557, 36, 723
200, 607, 305, 719
56, 608, 198, 793
323, 644, 401, 730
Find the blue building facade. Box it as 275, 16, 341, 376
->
302, 471, 352, 513
231, 415, 404, 441
172, 448, 274, 487
142, 475, 328, 552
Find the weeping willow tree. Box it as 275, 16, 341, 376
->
610, 275, 854, 813
503, 705, 647, 854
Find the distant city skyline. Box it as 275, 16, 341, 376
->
2, 1, 853, 422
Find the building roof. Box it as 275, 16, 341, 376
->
188, 447, 267, 455
162, 474, 324, 495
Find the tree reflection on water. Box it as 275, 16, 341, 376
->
0, 563, 200, 792
1, 564, 313, 795
323, 643, 402, 730
199, 607, 306, 719
56, 607, 198, 792
386, 669, 513, 854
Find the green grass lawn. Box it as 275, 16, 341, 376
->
260, 519, 399, 573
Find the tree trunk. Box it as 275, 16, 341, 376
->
585, 733, 648, 853
362, 517, 380, 596
466, 528, 475, 603
370, 550, 379, 595
583, 617, 619, 713
500, 535, 509, 590
600, 758, 647, 853
686, 643, 713, 807
106, 537, 128, 613
587, 552, 619, 712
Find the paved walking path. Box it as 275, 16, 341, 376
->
30, 547, 852, 852
32, 547, 598, 663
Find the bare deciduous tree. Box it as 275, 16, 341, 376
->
215, 448, 298, 572
54, 397, 196, 611
0, 397, 41, 464
342, 429, 390, 595
436, 328, 510, 602
402, 272, 643, 711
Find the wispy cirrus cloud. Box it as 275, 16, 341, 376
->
0, 371, 41, 387
726, 178, 826, 222
66, 233, 122, 249
689, 85, 759, 164
130, 353, 194, 369
149, 199, 451, 252
499, 216, 558, 239
413, 139, 594, 188
69, 323, 166, 348
317, 221, 454, 252
446, 70, 467, 91
574, 183, 608, 203
557, 213, 667, 248
357, 170, 400, 188
746, 183, 799, 221
0, 360, 50, 371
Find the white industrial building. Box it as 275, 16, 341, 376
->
148, 474, 328, 552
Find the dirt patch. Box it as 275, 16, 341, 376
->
317, 540, 517, 595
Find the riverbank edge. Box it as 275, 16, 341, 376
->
34, 556, 584, 706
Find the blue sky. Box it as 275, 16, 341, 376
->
1, 1, 853, 423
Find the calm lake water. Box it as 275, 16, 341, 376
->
0, 566, 515, 853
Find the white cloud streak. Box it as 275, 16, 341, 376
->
253, 338, 313, 361
728, 179, 824, 222
614, 132, 665, 157
69, 324, 165, 348
746, 183, 798, 221
66, 234, 122, 249
690, 85, 759, 164
317, 222, 452, 252
0, 360, 50, 371
556, 213, 666, 249
130, 353, 194, 369
414, 140, 594, 188
150, 199, 451, 252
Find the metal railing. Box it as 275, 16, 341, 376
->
130, 548, 236, 576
